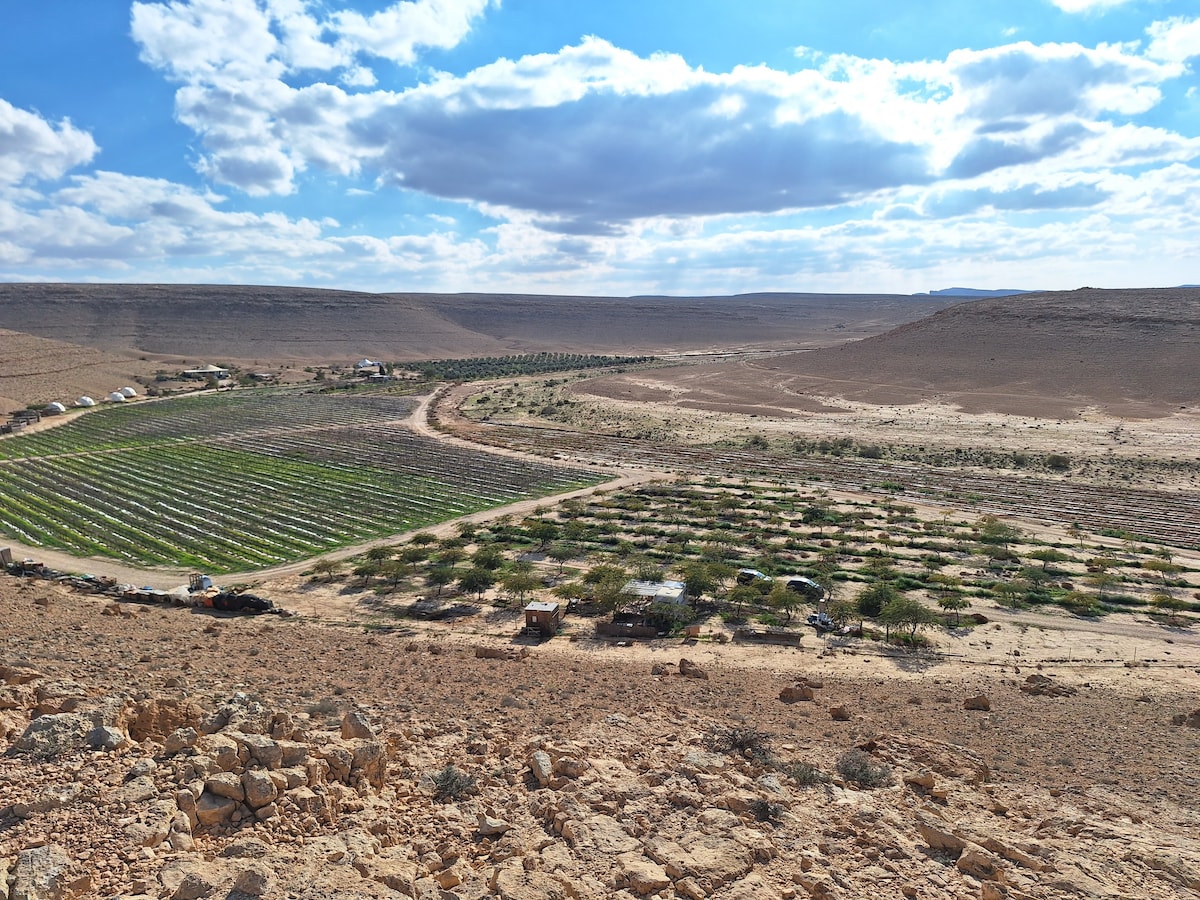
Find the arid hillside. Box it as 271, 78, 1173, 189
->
577, 288, 1200, 419
0, 284, 957, 364
0, 329, 161, 414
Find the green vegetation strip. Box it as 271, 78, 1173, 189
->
0, 388, 602, 572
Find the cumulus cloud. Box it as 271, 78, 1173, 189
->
1145, 17, 1200, 64
0, 99, 98, 185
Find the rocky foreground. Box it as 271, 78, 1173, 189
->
2, 579, 1199, 899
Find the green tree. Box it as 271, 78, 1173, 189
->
366, 546, 393, 563
457, 567, 496, 600
353, 560, 380, 585
379, 558, 411, 589
936, 592, 969, 626
680, 561, 717, 605
857, 581, 898, 619
880, 596, 936, 640
1028, 547, 1071, 572
1142, 558, 1183, 585
425, 566, 456, 597
501, 570, 541, 603
768, 580, 803, 623
525, 519, 559, 550
547, 542, 575, 575
992, 579, 1028, 609
1150, 592, 1188, 625
311, 559, 341, 582
471, 546, 505, 571
1085, 570, 1119, 601
727, 584, 760, 619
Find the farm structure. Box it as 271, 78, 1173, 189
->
0, 387, 604, 572
181, 364, 230, 380
523, 600, 562, 637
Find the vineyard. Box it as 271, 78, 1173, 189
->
0, 388, 603, 572
408, 352, 651, 381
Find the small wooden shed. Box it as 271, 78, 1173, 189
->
524, 600, 562, 636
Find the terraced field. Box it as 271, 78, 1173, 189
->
0, 388, 603, 572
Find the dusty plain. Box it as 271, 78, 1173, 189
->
1, 285, 1198, 899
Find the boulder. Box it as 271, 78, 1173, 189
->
205, 772, 244, 802
1020, 674, 1077, 698
529, 750, 554, 788
13, 713, 92, 759
830, 705, 852, 721
779, 684, 815, 702
242, 771, 277, 809
232, 863, 273, 897
956, 847, 1005, 881
964, 694, 991, 711
10, 845, 91, 900
679, 658, 709, 680
194, 791, 238, 826
340, 708, 375, 740
86, 725, 128, 752
618, 853, 671, 895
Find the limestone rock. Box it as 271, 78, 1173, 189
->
956, 847, 1005, 881
205, 772, 245, 802
915, 813, 967, 853
242, 770, 278, 809
195, 790, 238, 826
617, 853, 671, 895
477, 811, 512, 835
529, 749, 554, 788
340, 708, 375, 740
10, 845, 91, 900
964, 694, 991, 711
13, 713, 92, 759
170, 873, 214, 900
232, 863, 273, 896
164, 726, 199, 754
85, 725, 127, 752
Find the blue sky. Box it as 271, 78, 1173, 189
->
1, 0, 1198, 295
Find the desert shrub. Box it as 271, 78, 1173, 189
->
835, 750, 893, 788
749, 798, 786, 824
431, 764, 477, 801
784, 761, 828, 786
1045, 453, 1071, 471
706, 724, 773, 762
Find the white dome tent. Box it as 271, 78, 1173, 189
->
43, 401, 67, 414
106, 391, 127, 403
120, 386, 138, 398
76, 396, 96, 407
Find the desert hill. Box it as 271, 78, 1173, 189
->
0, 284, 957, 364
0, 329, 160, 414
578, 288, 1200, 418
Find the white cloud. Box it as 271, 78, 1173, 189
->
331, 0, 496, 66
0, 99, 97, 185
1145, 17, 1200, 63
1049, 0, 1134, 13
